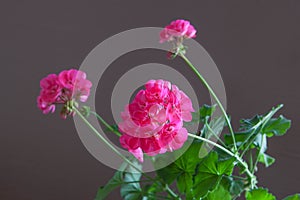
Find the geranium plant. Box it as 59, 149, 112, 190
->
37, 19, 299, 200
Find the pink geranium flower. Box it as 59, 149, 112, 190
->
58, 69, 92, 102
39, 74, 62, 102
118, 79, 194, 162
160, 19, 197, 43
37, 69, 92, 118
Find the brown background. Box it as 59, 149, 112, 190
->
0, 0, 299, 199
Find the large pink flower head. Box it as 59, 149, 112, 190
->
160, 19, 197, 43
118, 79, 194, 162
37, 69, 92, 118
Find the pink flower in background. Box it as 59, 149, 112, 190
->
39, 74, 62, 102
160, 19, 197, 43
118, 79, 194, 162
58, 69, 92, 102
37, 96, 56, 114
37, 69, 92, 118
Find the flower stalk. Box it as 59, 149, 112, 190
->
179, 52, 238, 152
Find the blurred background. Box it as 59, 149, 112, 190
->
0, 0, 299, 199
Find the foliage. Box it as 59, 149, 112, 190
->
95, 104, 297, 199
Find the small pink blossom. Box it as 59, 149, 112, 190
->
160, 19, 197, 43
118, 79, 194, 162
37, 69, 92, 118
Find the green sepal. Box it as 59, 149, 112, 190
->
80, 105, 91, 117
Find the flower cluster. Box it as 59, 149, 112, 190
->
118, 80, 194, 162
160, 19, 197, 43
37, 69, 92, 118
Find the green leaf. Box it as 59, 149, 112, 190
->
225, 131, 268, 155
254, 133, 267, 153
226, 107, 290, 165
120, 183, 142, 200
263, 115, 291, 137
156, 141, 203, 194
200, 104, 216, 122
240, 115, 262, 130
229, 179, 244, 198
177, 173, 193, 194
283, 194, 300, 200
156, 162, 182, 184
258, 153, 275, 167
95, 162, 128, 200
193, 152, 235, 199
203, 184, 232, 200
239, 110, 290, 138
224, 130, 257, 150
95, 158, 144, 200
199, 105, 224, 140
246, 188, 276, 200
120, 160, 143, 200
143, 183, 162, 200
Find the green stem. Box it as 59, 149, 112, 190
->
250, 108, 277, 171
232, 175, 247, 180
238, 104, 283, 153
74, 107, 180, 200
74, 108, 147, 176
249, 151, 254, 172
188, 133, 255, 188
90, 111, 121, 137
165, 184, 180, 200
240, 135, 258, 158
239, 104, 283, 157
122, 179, 156, 184
179, 53, 237, 152
250, 106, 283, 171
251, 135, 265, 174
205, 121, 227, 147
